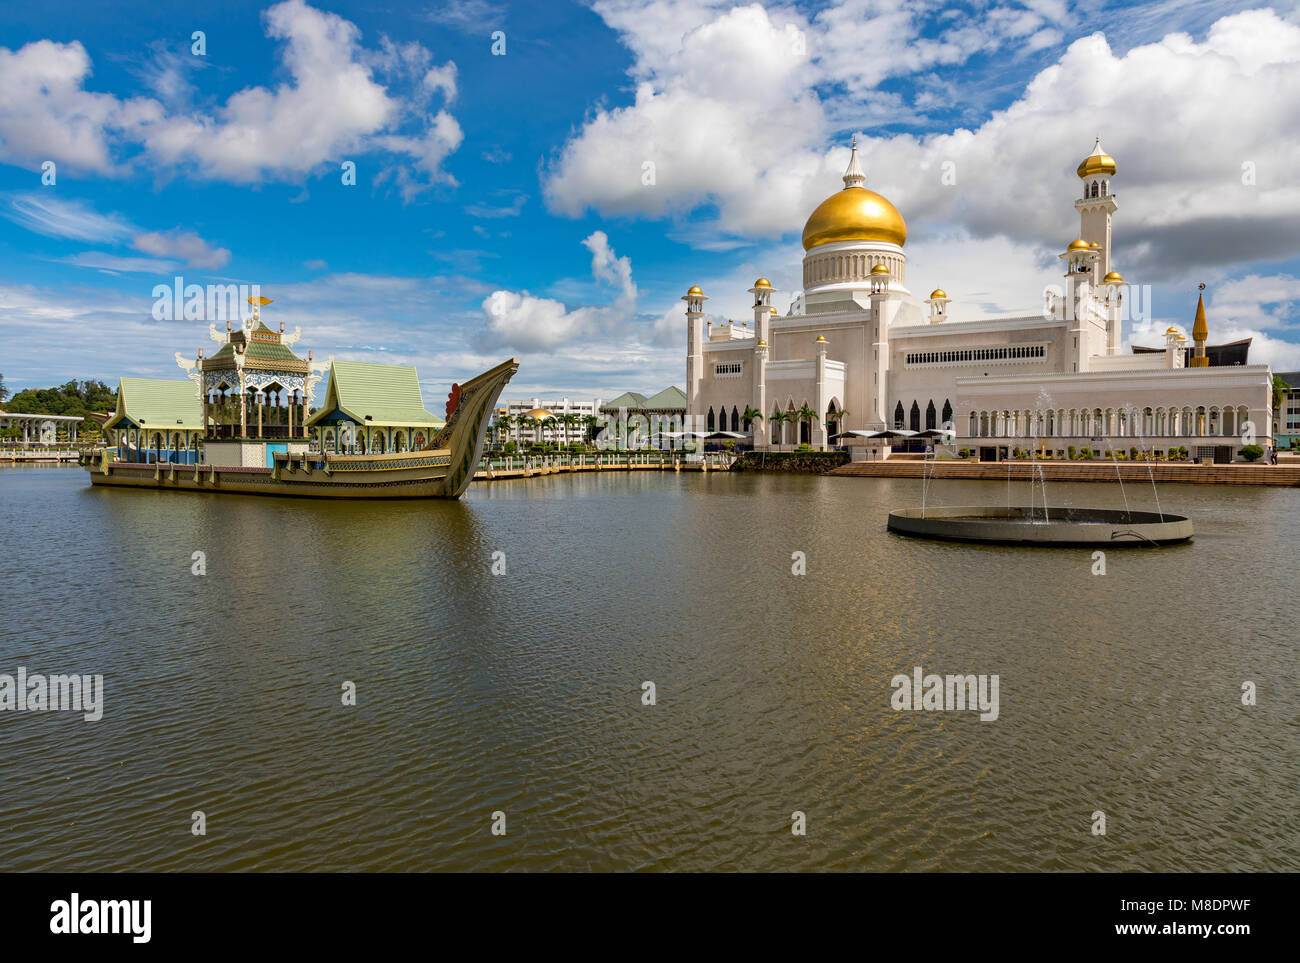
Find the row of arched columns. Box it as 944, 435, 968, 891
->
967, 404, 1253, 440
115, 428, 202, 464
318, 425, 429, 455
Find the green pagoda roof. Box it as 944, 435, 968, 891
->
601, 391, 648, 411
305, 360, 446, 429
104, 378, 205, 431
204, 321, 308, 369
642, 385, 687, 410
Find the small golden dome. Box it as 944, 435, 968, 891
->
770, 306, 777, 314
686, 285, 703, 296
929, 288, 948, 299
870, 263, 891, 275
1103, 271, 1123, 283
753, 277, 771, 288
1067, 238, 1091, 252
1077, 139, 1117, 178
1077, 154, 1117, 177
1089, 241, 1099, 248
523, 408, 553, 420
802, 187, 907, 250
1177, 334, 1186, 341
757, 339, 768, 347
1165, 326, 1179, 334
815, 334, 827, 342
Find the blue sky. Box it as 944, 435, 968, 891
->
2, 0, 1299, 404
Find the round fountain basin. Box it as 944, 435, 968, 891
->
887, 506, 1193, 546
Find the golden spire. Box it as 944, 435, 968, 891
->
1190, 283, 1209, 366
1192, 292, 1208, 340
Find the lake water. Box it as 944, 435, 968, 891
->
1, 465, 1296, 871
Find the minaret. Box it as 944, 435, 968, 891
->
683, 285, 707, 413
1100, 270, 1125, 355
1060, 238, 1100, 370
869, 263, 892, 428
813, 335, 829, 448
1190, 285, 1209, 367
924, 288, 950, 324
1074, 138, 1117, 274
750, 277, 774, 343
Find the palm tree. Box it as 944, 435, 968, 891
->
582, 414, 600, 445
795, 404, 817, 447
741, 405, 762, 436
494, 413, 514, 448
559, 412, 580, 448
825, 406, 849, 445
769, 407, 791, 450
1273, 376, 1290, 434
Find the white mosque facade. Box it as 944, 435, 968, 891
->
684, 140, 1274, 458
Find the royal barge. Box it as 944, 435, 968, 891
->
80, 300, 517, 499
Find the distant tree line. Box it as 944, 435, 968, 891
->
0, 376, 117, 439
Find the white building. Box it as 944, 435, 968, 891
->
685, 139, 1273, 459
499, 396, 604, 445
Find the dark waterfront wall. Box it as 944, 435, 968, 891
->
733, 451, 849, 473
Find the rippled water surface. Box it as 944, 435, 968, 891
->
1, 465, 1296, 871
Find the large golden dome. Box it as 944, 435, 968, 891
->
802, 186, 907, 250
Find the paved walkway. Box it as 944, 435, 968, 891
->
830, 460, 1300, 486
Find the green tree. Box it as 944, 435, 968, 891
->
795, 403, 818, 446
741, 406, 762, 434
769, 407, 792, 449
1273, 375, 1291, 428
493, 412, 514, 447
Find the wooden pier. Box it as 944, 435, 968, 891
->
0, 448, 81, 463
474, 451, 734, 481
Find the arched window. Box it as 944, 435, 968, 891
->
925, 400, 937, 430
909, 401, 921, 432
894, 401, 905, 429
942, 399, 953, 429
970, 412, 978, 436
731, 406, 739, 433
706, 407, 715, 432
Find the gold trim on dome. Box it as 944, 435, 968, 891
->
802, 187, 907, 250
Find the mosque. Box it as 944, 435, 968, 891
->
684, 140, 1274, 460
